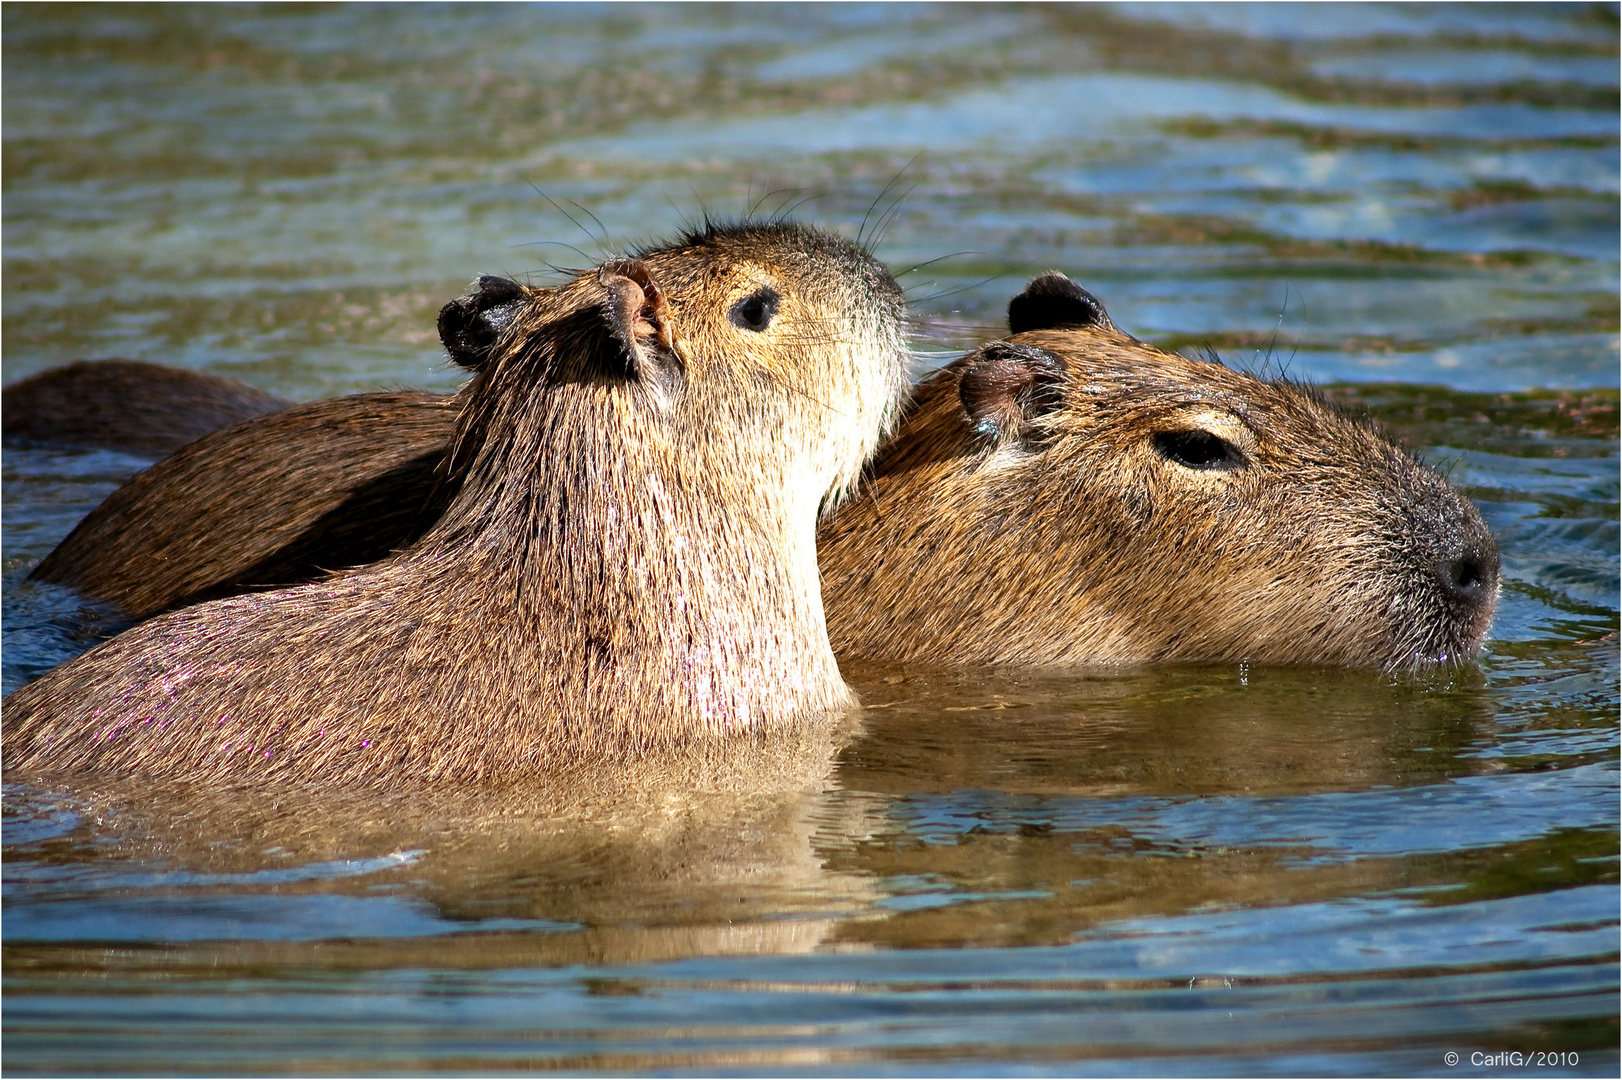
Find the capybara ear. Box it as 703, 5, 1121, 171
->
1007, 272, 1115, 335
958, 341, 1068, 442
438, 276, 528, 371
598, 259, 682, 393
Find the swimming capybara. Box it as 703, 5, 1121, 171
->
14, 274, 1498, 671
29, 390, 458, 617
3, 222, 911, 786
2, 359, 289, 456
819, 275, 1499, 668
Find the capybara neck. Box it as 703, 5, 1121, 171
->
399, 271, 850, 745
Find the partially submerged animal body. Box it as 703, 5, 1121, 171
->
12, 274, 1497, 676
4, 222, 911, 787
2, 359, 290, 456
29, 390, 458, 618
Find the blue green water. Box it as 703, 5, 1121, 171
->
3, 4, 1616, 1075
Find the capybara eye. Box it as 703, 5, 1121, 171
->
1154, 429, 1247, 471
730, 287, 780, 332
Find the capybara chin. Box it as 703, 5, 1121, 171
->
3, 222, 911, 787
818, 274, 1499, 670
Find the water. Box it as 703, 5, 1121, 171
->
3, 4, 1616, 1074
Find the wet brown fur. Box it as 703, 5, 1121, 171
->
16, 277, 1496, 678
819, 324, 1498, 668
3, 359, 288, 456
30, 391, 457, 616
4, 222, 911, 787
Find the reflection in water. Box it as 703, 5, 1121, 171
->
0, 663, 1537, 958
841, 661, 1495, 797
828, 664, 1508, 951
6, 715, 869, 960
3, 661, 1614, 1071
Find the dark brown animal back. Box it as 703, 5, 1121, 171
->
3, 359, 289, 456
32, 392, 456, 618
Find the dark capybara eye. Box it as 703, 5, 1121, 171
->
730, 287, 780, 332
1154, 429, 1247, 470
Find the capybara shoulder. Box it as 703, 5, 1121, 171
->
4, 221, 910, 788
3, 359, 289, 456
817, 273, 1499, 669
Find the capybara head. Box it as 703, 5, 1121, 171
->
819, 273, 1498, 669
433, 222, 910, 526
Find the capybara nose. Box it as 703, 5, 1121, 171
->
438, 275, 526, 370
1436, 541, 1499, 609
467, 274, 525, 312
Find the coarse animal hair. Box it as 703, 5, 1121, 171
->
5, 221, 911, 788
819, 274, 1499, 669
15, 273, 1496, 676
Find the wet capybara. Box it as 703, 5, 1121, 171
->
818, 275, 1499, 668
2, 359, 289, 456
3, 222, 911, 787
15, 274, 1498, 671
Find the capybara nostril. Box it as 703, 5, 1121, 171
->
1437, 545, 1498, 608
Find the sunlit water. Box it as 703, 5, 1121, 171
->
3, 4, 1616, 1075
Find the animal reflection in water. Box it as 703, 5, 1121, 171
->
10, 662, 1494, 964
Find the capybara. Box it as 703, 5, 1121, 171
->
2, 359, 289, 455
28, 390, 458, 617
4, 222, 911, 787
14, 274, 1497, 671
819, 275, 1499, 668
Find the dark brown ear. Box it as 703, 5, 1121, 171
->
1007, 272, 1114, 335
958, 342, 1067, 442
438, 276, 527, 371
598, 259, 681, 392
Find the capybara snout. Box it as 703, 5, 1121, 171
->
1384, 463, 1500, 661
437, 275, 528, 371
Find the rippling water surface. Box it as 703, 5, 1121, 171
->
3, 4, 1617, 1075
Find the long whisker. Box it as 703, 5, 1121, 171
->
896, 249, 981, 278
750, 186, 803, 220
513, 239, 599, 266
529, 183, 609, 257
860, 155, 920, 249
867, 180, 918, 251
905, 271, 1011, 306
565, 199, 614, 253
